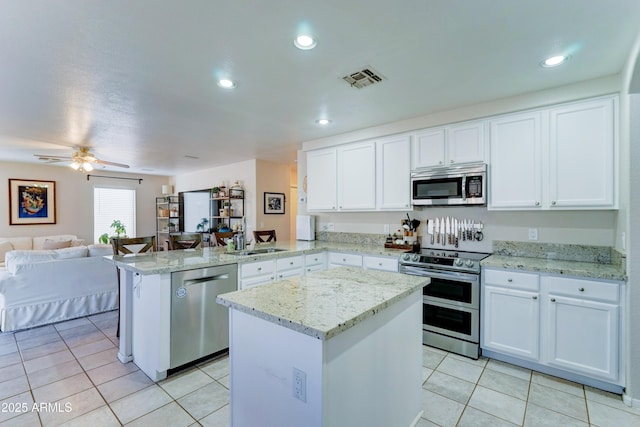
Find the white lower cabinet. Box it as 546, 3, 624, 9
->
363, 255, 398, 272
328, 252, 363, 269
482, 269, 540, 360
239, 260, 276, 289
305, 253, 327, 273
542, 276, 620, 382
482, 267, 624, 386
275, 256, 304, 280
240, 254, 327, 289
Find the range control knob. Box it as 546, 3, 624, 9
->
402, 253, 411, 261
454, 258, 463, 266
465, 260, 475, 268
412, 254, 420, 262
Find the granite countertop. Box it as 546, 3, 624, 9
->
481, 255, 627, 281
216, 267, 428, 340
105, 241, 408, 275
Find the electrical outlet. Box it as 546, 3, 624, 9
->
383, 224, 390, 234
327, 223, 335, 231
293, 367, 307, 402
528, 228, 538, 241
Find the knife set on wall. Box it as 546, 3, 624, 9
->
426, 217, 484, 248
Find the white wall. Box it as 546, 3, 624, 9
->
298, 76, 622, 250
621, 30, 640, 406
0, 161, 169, 243
173, 159, 257, 236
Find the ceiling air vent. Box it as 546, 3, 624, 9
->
342, 67, 385, 89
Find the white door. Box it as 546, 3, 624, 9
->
337, 142, 376, 210
306, 148, 337, 211
488, 111, 543, 209
377, 135, 411, 210
482, 285, 540, 360
548, 98, 615, 208
412, 128, 446, 168
448, 121, 485, 165
546, 295, 619, 381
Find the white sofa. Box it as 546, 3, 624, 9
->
0, 235, 118, 332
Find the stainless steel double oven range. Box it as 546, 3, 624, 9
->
400, 249, 490, 359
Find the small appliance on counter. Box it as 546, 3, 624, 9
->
296, 215, 316, 241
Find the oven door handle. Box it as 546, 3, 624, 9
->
400, 265, 479, 283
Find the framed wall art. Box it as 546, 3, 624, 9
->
9, 179, 57, 225
264, 192, 285, 214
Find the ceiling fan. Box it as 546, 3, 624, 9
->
35, 147, 130, 172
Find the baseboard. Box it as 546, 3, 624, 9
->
623, 392, 640, 408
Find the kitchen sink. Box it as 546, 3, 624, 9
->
237, 248, 287, 255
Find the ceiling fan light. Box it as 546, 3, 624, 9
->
83, 162, 94, 172
70, 162, 80, 170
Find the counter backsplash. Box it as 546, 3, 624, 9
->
315, 231, 387, 246
493, 240, 625, 266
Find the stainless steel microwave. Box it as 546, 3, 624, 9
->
411, 163, 486, 206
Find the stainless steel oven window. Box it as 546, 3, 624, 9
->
419, 269, 479, 309
423, 299, 479, 342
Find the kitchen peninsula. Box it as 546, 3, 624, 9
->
106, 241, 411, 382
217, 267, 428, 427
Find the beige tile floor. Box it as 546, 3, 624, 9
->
1, 311, 639, 426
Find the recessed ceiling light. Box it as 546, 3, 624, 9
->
217, 79, 237, 88
294, 35, 317, 50
316, 119, 331, 125
541, 55, 570, 67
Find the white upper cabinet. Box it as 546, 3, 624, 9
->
376, 135, 411, 210
412, 128, 446, 168
412, 121, 485, 169
307, 136, 411, 212
489, 111, 543, 209
448, 121, 486, 165
549, 98, 615, 208
488, 96, 617, 210
337, 141, 377, 210
306, 148, 337, 211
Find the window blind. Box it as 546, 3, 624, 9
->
94, 187, 137, 243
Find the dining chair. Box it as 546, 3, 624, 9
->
254, 229, 277, 243
111, 236, 156, 337
213, 231, 235, 246
168, 233, 203, 250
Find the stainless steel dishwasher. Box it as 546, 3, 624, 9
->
170, 263, 237, 368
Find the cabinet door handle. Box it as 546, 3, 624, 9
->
438, 161, 443, 165
343, 258, 346, 262
551, 201, 557, 205
290, 261, 294, 265
378, 262, 383, 266
550, 298, 556, 302
507, 278, 513, 283
535, 201, 540, 206
532, 296, 538, 300
257, 267, 262, 271
579, 287, 585, 292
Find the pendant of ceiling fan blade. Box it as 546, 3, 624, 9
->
94, 159, 130, 168
34, 154, 73, 162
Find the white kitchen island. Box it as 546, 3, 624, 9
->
217, 267, 428, 427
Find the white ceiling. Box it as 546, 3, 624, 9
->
1, 1, 639, 176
